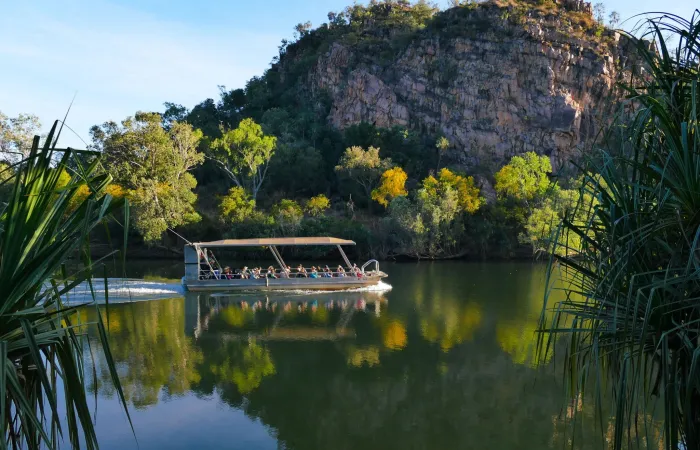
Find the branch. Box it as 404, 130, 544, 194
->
205, 155, 242, 188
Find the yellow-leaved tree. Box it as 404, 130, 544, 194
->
371, 167, 408, 207
422, 168, 482, 213
304, 194, 330, 216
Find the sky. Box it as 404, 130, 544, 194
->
1, 0, 698, 148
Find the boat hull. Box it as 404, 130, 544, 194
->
183, 275, 385, 292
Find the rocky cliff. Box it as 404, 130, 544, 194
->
285, 0, 637, 173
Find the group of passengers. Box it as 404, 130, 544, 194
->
217, 264, 363, 280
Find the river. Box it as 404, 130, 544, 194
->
74, 261, 661, 450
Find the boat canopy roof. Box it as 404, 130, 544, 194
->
193, 237, 356, 248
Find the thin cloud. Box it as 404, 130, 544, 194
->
0, 0, 283, 147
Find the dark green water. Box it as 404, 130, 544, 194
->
78, 262, 660, 450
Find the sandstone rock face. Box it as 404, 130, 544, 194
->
308, 7, 635, 172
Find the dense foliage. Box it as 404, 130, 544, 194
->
90, 112, 204, 242
537, 11, 700, 450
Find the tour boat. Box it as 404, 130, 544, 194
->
182, 237, 387, 292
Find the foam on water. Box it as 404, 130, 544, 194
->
61, 278, 184, 303
353, 281, 393, 292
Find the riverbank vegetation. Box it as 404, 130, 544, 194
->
537, 11, 700, 450
0, 123, 131, 448
0, 0, 625, 261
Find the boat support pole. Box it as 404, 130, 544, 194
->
269, 245, 287, 272
337, 245, 352, 269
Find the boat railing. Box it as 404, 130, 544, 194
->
197, 267, 374, 280
361, 259, 379, 274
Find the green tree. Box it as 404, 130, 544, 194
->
335, 146, 393, 206
494, 152, 552, 203
435, 136, 450, 170
219, 186, 256, 224
0, 111, 41, 163
304, 194, 330, 216
372, 167, 408, 208
389, 169, 481, 258
593, 2, 606, 23
267, 143, 326, 196
272, 199, 303, 232
90, 112, 204, 242
209, 118, 276, 201
162, 102, 189, 129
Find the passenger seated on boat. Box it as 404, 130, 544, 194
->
222, 267, 233, 279
207, 250, 220, 270
233, 269, 242, 279
336, 265, 346, 277
241, 266, 250, 279
297, 265, 308, 278
310, 266, 319, 278
279, 267, 289, 278
267, 266, 277, 278
352, 264, 363, 278
323, 266, 332, 277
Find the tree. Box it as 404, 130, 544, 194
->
593, 2, 605, 24
494, 152, 551, 203
424, 168, 482, 213
294, 21, 313, 40
209, 118, 276, 201
335, 146, 393, 207
388, 169, 481, 258
267, 143, 325, 197
219, 186, 256, 224
0, 111, 41, 163
435, 136, 450, 170
608, 10, 620, 28
372, 167, 408, 208
389, 184, 462, 259
272, 199, 303, 232
304, 194, 330, 216
90, 112, 204, 242
162, 102, 189, 129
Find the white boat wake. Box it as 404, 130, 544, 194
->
59, 278, 185, 303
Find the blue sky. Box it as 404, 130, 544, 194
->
1, 0, 697, 148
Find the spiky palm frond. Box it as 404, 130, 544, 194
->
538, 10, 700, 450
0, 121, 132, 449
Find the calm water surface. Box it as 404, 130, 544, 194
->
76, 261, 653, 450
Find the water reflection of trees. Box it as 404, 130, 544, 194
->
80, 264, 632, 449
82, 299, 202, 409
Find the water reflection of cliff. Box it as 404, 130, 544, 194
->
83, 263, 651, 450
